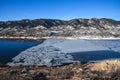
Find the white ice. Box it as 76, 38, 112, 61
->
8, 39, 120, 66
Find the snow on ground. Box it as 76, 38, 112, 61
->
1, 36, 120, 40
0, 36, 41, 40
41, 36, 120, 40
8, 39, 120, 66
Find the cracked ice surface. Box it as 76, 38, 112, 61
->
8, 39, 120, 66
8, 39, 73, 66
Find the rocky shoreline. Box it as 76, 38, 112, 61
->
0, 36, 120, 41
0, 36, 45, 42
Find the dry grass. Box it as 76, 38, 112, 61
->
0, 60, 120, 80
88, 60, 120, 71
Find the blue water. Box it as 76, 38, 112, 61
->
70, 50, 120, 63
0, 40, 40, 63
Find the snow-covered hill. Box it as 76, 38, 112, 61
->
0, 18, 120, 38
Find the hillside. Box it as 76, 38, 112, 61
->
0, 18, 120, 39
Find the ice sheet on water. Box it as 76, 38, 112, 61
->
8, 39, 73, 66
8, 39, 120, 66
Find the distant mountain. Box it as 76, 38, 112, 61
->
0, 18, 120, 38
